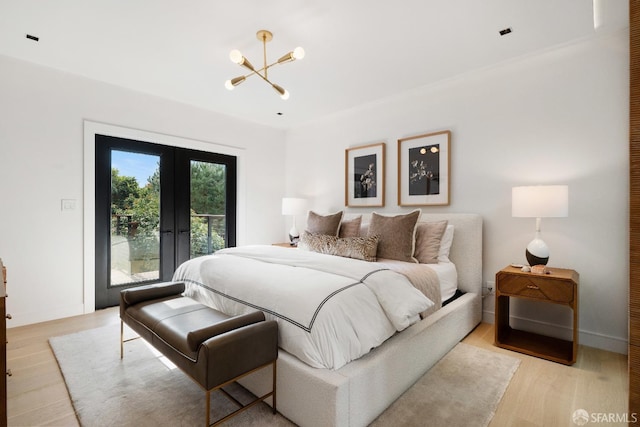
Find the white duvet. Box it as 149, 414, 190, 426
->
172, 245, 434, 369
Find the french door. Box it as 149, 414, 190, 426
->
94, 134, 236, 309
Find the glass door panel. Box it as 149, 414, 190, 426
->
190, 160, 227, 258
110, 151, 161, 286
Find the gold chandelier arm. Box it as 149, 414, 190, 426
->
263, 34, 268, 80
254, 69, 276, 86
252, 71, 289, 98
239, 60, 288, 80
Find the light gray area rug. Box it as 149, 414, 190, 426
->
50, 325, 520, 427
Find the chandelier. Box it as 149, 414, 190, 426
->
225, 30, 305, 100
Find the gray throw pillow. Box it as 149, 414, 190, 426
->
414, 220, 448, 264
306, 211, 344, 236
367, 210, 421, 263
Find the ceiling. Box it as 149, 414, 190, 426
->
0, 1, 628, 130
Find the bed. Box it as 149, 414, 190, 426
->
172, 212, 482, 426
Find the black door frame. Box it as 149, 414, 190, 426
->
94, 134, 236, 308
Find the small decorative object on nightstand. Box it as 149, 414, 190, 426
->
495, 265, 579, 365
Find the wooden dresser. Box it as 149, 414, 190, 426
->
631, 1, 640, 421
1, 262, 7, 427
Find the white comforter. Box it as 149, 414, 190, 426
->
172, 245, 434, 369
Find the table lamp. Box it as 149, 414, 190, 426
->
512, 185, 568, 266
281, 197, 307, 245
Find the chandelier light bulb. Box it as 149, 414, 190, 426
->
229, 49, 243, 64
292, 47, 305, 60
226, 76, 246, 90
281, 89, 290, 100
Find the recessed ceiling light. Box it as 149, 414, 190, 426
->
277, 112, 283, 116
499, 28, 512, 36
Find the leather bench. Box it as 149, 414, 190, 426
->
119, 281, 278, 426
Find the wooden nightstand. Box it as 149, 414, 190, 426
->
494, 265, 579, 365
272, 242, 297, 248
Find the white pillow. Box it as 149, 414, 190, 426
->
437, 225, 455, 263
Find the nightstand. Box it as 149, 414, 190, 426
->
494, 265, 579, 365
272, 242, 297, 248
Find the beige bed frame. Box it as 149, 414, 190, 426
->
238, 213, 483, 427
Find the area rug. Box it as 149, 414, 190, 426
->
50, 325, 520, 427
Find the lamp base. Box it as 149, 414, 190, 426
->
525, 237, 550, 266
526, 249, 549, 266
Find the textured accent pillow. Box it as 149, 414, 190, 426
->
333, 235, 378, 262
438, 225, 455, 263
339, 216, 362, 238
414, 220, 448, 264
298, 232, 336, 253
299, 232, 379, 262
306, 211, 344, 236
367, 210, 421, 263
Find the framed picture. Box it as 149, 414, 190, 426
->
397, 130, 450, 206
345, 142, 385, 207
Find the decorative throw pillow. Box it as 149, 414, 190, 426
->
414, 220, 448, 264
298, 232, 337, 253
299, 232, 379, 262
306, 211, 344, 236
367, 210, 421, 263
359, 222, 369, 237
332, 235, 378, 262
339, 216, 362, 238
438, 225, 455, 263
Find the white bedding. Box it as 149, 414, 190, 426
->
428, 262, 458, 301
172, 245, 438, 369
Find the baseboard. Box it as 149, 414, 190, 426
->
482, 309, 628, 355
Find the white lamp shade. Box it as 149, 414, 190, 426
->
512, 185, 568, 218
282, 197, 307, 216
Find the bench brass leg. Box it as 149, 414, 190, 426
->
272, 361, 277, 414
206, 390, 211, 427
120, 320, 123, 360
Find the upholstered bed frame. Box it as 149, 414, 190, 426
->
238, 213, 483, 427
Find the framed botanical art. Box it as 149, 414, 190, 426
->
345, 142, 385, 207
397, 130, 450, 206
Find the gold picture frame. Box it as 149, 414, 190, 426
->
397, 130, 450, 206
345, 142, 385, 207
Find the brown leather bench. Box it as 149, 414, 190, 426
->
119, 281, 278, 426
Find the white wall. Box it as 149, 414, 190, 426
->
284, 30, 629, 353
0, 28, 630, 354
0, 54, 287, 327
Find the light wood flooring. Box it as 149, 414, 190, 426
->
5, 309, 629, 426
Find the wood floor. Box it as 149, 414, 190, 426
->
5, 308, 629, 426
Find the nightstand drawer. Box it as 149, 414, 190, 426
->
497, 273, 574, 303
